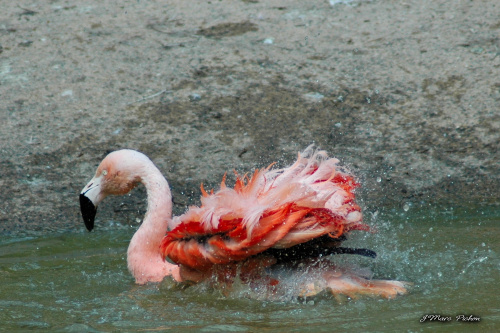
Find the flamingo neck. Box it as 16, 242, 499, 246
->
126, 160, 180, 284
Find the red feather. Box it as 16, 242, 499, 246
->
160, 147, 368, 272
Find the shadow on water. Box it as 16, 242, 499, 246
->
0, 204, 498, 332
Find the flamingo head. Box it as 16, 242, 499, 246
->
80, 150, 145, 231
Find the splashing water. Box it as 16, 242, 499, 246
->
0, 204, 498, 331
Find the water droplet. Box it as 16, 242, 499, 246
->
403, 203, 410, 212
376, 177, 382, 183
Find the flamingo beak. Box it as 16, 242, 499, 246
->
80, 176, 103, 231
80, 194, 97, 231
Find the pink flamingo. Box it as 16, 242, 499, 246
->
80, 146, 407, 298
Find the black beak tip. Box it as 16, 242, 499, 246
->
79, 194, 96, 231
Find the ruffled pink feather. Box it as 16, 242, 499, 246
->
161, 146, 368, 271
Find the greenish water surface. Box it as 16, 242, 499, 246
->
1, 205, 498, 332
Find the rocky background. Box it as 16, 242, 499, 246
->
1, 0, 498, 234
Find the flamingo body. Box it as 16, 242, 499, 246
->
80, 146, 407, 298
161, 148, 366, 271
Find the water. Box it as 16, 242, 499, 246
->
1, 205, 498, 332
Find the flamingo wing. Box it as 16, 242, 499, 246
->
160, 146, 369, 271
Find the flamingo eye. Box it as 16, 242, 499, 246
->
102, 170, 108, 176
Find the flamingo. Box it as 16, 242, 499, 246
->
80, 146, 407, 299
